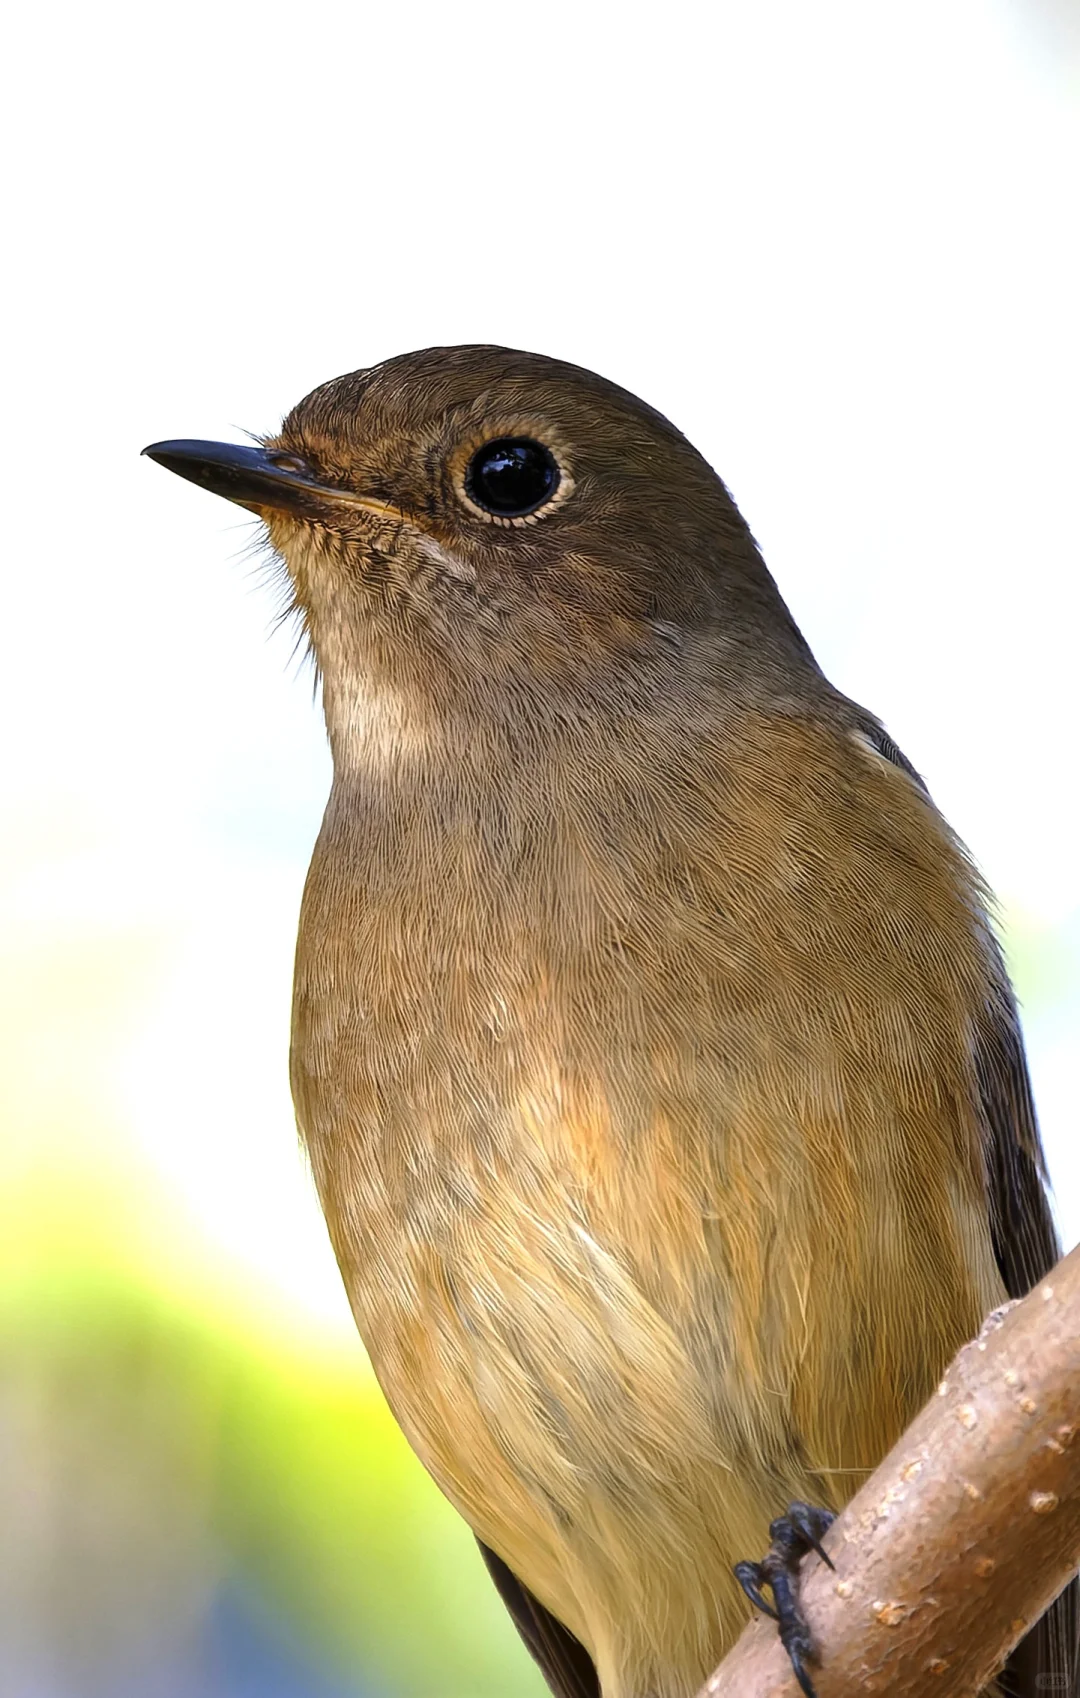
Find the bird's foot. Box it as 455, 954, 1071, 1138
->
733, 1501, 835, 1698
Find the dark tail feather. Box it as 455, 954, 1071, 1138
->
1001, 1577, 1079, 1697
478, 1541, 600, 1698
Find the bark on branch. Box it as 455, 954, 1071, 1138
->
700, 1241, 1080, 1697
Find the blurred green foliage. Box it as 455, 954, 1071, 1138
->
0, 1204, 544, 1697
1002, 911, 1080, 1021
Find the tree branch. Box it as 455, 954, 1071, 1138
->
700, 1242, 1080, 1696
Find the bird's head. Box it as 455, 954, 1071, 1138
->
145, 346, 812, 769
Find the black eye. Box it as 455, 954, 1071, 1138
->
464, 437, 560, 518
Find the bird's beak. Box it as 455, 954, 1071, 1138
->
141, 439, 402, 521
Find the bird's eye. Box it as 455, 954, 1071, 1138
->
464, 438, 560, 519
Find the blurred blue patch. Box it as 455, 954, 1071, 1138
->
59, 1580, 380, 1698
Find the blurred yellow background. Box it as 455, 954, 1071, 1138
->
3, 2, 1078, 1694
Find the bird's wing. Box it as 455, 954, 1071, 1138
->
866, 721, 1078, 1697
479, 722, 1076, 1698
478, 1542, 600, 1698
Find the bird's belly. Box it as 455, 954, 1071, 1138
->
319, 1132, 795, 1685
299, 1068, 1001, 1691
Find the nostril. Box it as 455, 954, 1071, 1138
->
267, 450, 312, 476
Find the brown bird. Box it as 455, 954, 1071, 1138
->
144, 346, 1076, 1698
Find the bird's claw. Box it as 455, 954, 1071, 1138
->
734, 1501, 836, 1698
732, 1559, 778, 1620
769, 1501, 836, 1571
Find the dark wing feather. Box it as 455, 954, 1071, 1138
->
975, 972, 1078, 1697
975, 974, 1062, 1300
478, 1542, 600, 1698
868, 719, 1079, 1697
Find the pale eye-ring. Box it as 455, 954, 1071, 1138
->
464, 437, 560, 519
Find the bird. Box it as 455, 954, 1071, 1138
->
144, 345, 1076, 1698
